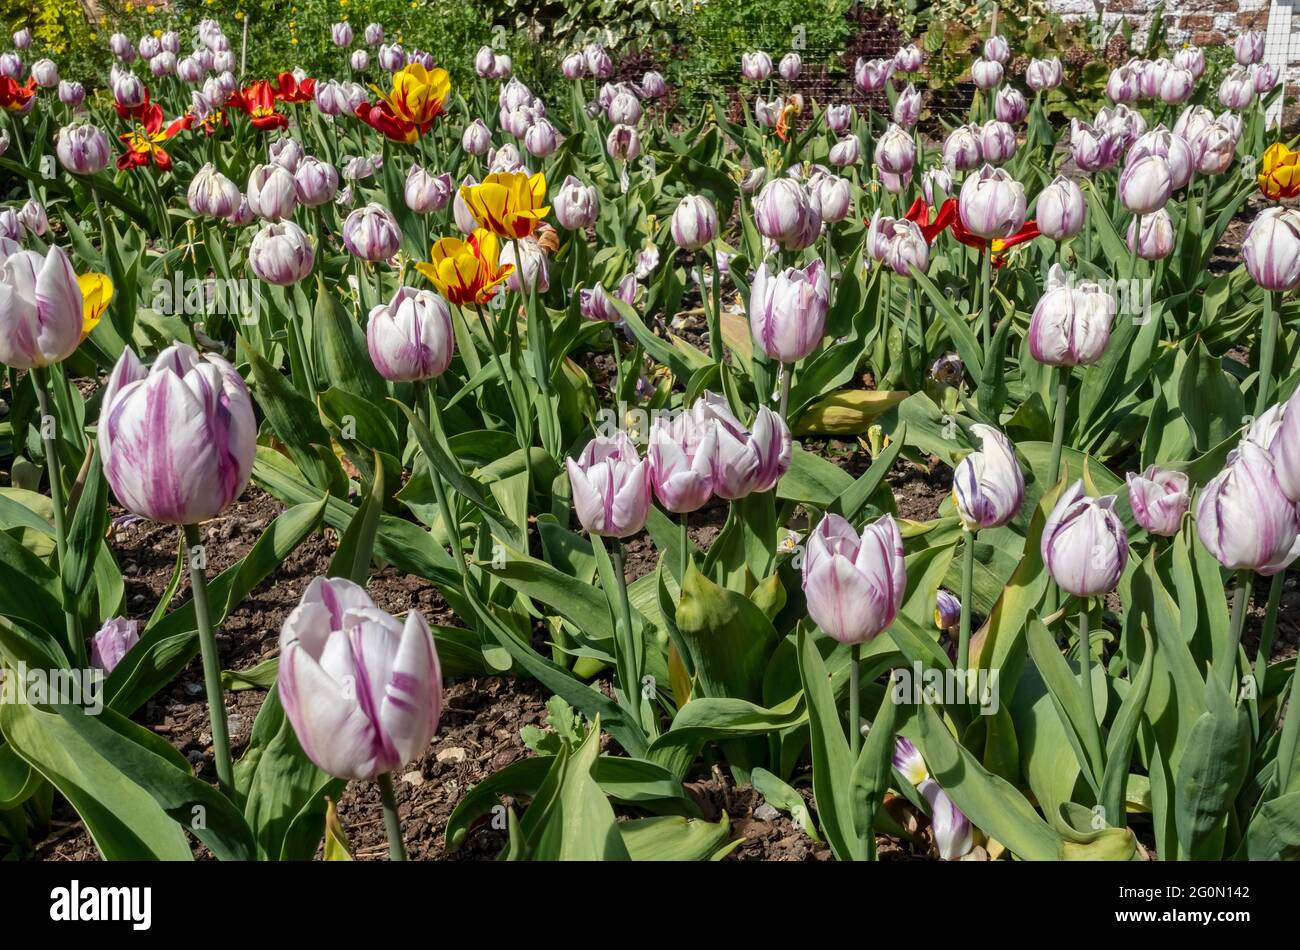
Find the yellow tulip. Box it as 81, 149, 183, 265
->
415, 229, 512, 306
1258, 143, 1300, 201
78, 273, 113, 341
459, 171, 550, 240
381, 63, 451, 129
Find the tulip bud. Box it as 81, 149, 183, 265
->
267, 137, 304, 174
461, 118, 492, 156
56, 79, 85, 107
188, 163, 242, 219
566, 433, 652, 538
639, 70, 667, 99
90, 617, 139, 674
893, 737, 973, 859
366, 286, 454, 382
1196, 442, 1300, 574
1234, 30, 1265, 66
12, 28, 31, 50
802, 513, 906, 644
855, 57, 894, 93
648, 411, 718, 514
1026, 57, 1063, 91
1127, 466, 1190, 537
754, 177, 821, 251
692, 393, 790, 499
0, 52, 20, 80
500, 237, 549, 294
553, 175, 599, 230
100, 343, 257, 524
958, 164, 1027, 240
1029, 264, 1115, 366
754, 97, 780, 128
0, 245, 84, 369
1191, 116, 1239, 176
970, 58, 1003, 90
16, 199, 45, 238
1218, 65, 1255, 110
943, 124, 982, 171
584, 43, 613, 79
246, 163, 297, 222
111, 69, 146, 111
109, 33, 134, 60
979, 119, 1018, 164
779, 52, 802, 81
1096, 103, 1146, 151
825, 104, 853, 134
55, 122, 111, 175
894, 44, 923, 72
876, 122, 916, 175
1068, 119, 1120, 172
882, 219, 929, 276
1174, 46, 1205, 79
1041, 482, 1129, 596
524, 118, 558, 157
332, 21, 353, 47
1242, 207, 1300, 292
828, 134, 861, 167
952, 424, 1024, 530
671, 195, 719, 251
994, 86, 1028, 124
1159, 66, 1195, 105
343, 202, 401, 262
1129, 127, 1194, 191
365, 22, 384, 45
249, 220, 315, 285
279, 577, 442, 781
893, 84, 922, 127
935, 590, 961, 631
580, 274, 637, 323
984, 35, 1011, 64
29, 58, 56, 87
1127, 208, 1175, 260
742, 50, 773, 82
1138, 59, 1170, 99
351, 49, 370, 72
921, 166, 953, 206
379, 43, 405, 72
749, 259, 829, 363
606, 124, 641, 161
807, 169, 853, 223
561, 53, 584, 80
399, 164, 448, 214
1036, 175, 1085, 241
1119, 153, 1172, 214
294, 157, 339, 208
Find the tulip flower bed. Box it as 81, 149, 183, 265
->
1, 9, 1300, 867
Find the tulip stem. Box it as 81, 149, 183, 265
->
1254, 289, 1279, 418
778, 364, 792, 422
33, 368, 83, 666
1254, 573, 1284, 698
695, 258, 721, 365
679, 513, 689, 585
1048, 366, 1069, 488
183, 523, 234, 799
610, 541, 647, 730
419, 385, 468, 585
957, 528, 975, 678
1076, 601, 1105, 797
849, 643, 862, 761
1224, 569, 1252, 695
376, 772, 407, 861
979, 246, 991, 350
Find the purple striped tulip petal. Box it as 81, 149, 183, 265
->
1041, 481, 1129, 596
0, 244, 84, 370
648, 411, 717, 514
565, 432, 652, 538
366, 286, 454, 382
90, 617, 139, 673
693, 392, 791, 499
100, 343, 256, 525
279, 577, 442, 781
748, 258, 829, 364
1028, 263, 1115, 366
952, 424, 1024, 530
1126, 466, 1189, 537
801, 512, 906, 644
1195, 442, 1300, 575
919, 778, 974, 860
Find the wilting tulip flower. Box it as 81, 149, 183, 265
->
755, 177, 821, 251
1069, 119, 1120, 172
188, 163, 241, 219
1026, 57, 1063, 91
246, 163, 297, 222
884, 219, 930, 276
332, 21, 353, 47
0, 129, 9, 157
566, 433, 652, 538
12, 28, 31, 49
293, 158, 339, 208
403, 164, 450, 214
944, 124, 982, 171
351, 49, 370, 72
802, 512, 906, 644
741, 167, 767, 194
807, 170, 852, 223
1036, 175, 1085, 240
343, 203, 401, 262
1127, 466, 1190, 537
828, 134, 861, 167
1219, 66, 1256, 110
876, 123, 916, 175
1029, 264, 1115, 366
606, 123, 641, 161
779, 52, 802, 80
553, 175, 599, 230
1119, 154, 1172, 214
90, 617, 139, 674
1130, 127, 1193, 191
995, 86, 1028, 124
749, 259, 829, 364
1234, 30, 1265, 66
99, 343, 256, 524
55, 122, 110, 175
461, 118, 491, 156
894, 738, 973, 860
752, 96, 780, 129
1041, 482, 1129, 596
0, 245, 84, 369
952, 425, 1024, 530
500, 237, 549, 293
648, 411, 718, 514
894, 84, 922, 127
921, 166, 953, 205
825, 104, 852, 134
694, 393, 791, 498
366, 286, 454, 382
895, 44, 923, 72
579, 274, 637, 323
1196, 442, 1300, 574
959, 165, 1026, 239
58, 80, 85, 106
1191, 116, 1240, 176
584, 43, 613, 79
1242, 207, 1300, 291
639, 70, 667, 99
1159, 66, 1195, 105
671, 195, 719, 251
979, 119, 1017, 163
971, 58, 1003, 90
279, 577, 441, 782
1127, 209, 1175, 260
742, 50, 773, 82
249, 220, 315, 285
